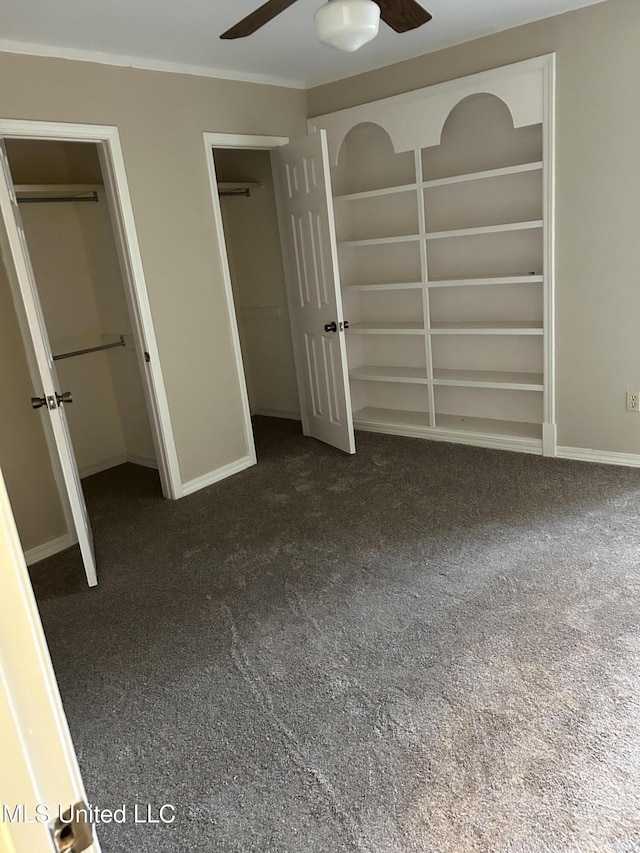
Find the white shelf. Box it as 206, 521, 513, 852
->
435, 414, 542, 440
427, 275, 543, 288
423, 161, 543, 189
432, 369, 543, 390
342, 281, 423, 292
425, 220, 543, 241
338, 234, 420, 248
350, 365, 428, 384
353, 407, 429, 428
15, 183, 102, 198
430, 320, 543, 335
349, 322, 425, 335
333, 183, 417, 202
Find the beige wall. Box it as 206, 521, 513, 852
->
215, 148, 299, 417
308, 0, 640, 454
0, 52, 307, 494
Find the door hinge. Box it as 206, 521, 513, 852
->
50, 800, 94, 852
144, 351, 151, 363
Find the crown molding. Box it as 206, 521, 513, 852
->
0, 39, 306, 90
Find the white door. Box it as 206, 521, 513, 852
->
0, 140, 98, 587
272, 130, 355, 454
0, 465, 100, 852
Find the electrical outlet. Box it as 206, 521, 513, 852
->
626, 389, 640, 412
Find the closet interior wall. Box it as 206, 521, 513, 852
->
213, 147, 299, 421
0, 140, 156, 554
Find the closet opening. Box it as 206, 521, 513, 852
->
0, 134, 176, 579
208, 138, 302, 459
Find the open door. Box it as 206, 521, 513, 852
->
0, 140, 97, 587
272, 130, 355, 454
0, 464, 100, 852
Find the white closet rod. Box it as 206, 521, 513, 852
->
53, 335, 126, 361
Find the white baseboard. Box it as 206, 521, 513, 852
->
79, 453, 158, 478
24, 533, 76, 566
182, 455, 255, 497
556, 446, 640, 468
79, 454, 127, 478
252, 408, 301, 421
127, 453, 158, 469
354, 420, 543, 455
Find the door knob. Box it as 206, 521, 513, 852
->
31, 396, 47, 409
324, 321, 337, 333
56, 391, 73, 405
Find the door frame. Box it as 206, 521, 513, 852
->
0, 119, 182, 503
202, 132, 290, 465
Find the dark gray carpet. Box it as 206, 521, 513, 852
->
30, 417, 640, 852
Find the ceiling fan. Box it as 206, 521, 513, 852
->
220, 0, 433, 53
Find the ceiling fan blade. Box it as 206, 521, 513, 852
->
220, 0, 300, 39
375, 0, 432, 33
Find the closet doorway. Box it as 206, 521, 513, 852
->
205, 131, 354, 459
207, 135, 302, 453
0, 122, 180, 587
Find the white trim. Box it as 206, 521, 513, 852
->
127, 453, 158, 469
253, 408, 301, 421
24, 533, 75, 566
0, 39, 306, 90
542, 53, 556, 452
203, 131, 292, 472
0, 119, 183, 503
182, 455, 254, 497
79, 454, 127, 479
354, 421, 543, 455
556, 447, 640, 469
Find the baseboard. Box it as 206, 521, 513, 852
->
127, 453, 158, 469
24, 533, 76, 566
252, 408, 301, 421
79, 454, 127, 478
556, 446, 640, 468
354, 420, 543, 456
182, 455, 255, 497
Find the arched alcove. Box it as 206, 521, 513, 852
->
333, 121, 415, 196
422, 93, 542, 180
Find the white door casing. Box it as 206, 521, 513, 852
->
0, 140, 98, 587
272, 130, 355, 454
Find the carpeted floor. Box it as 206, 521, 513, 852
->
30, 417, 640, 852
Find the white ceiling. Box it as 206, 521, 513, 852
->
0, 0, 608, 88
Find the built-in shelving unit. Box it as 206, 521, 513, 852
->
317, 57, 554, 454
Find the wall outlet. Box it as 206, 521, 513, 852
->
626, 389, 640, 412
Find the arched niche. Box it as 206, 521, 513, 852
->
422, 93, 543, 179
332, 122, 415, 196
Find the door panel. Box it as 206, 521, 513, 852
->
273, 131, 355, 454
0, 139, 97, 586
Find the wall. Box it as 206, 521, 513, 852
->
214, 148, 299, 418
308, 0, 640, 455
0, 52, 306, 552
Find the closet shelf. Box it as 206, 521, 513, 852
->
432, 369, 543, 390
342, 281, 423, 292
350, 365, 428, 384
429, 320, 543, 335
423, 161, 543, 189
338, 234, 420, 248
349, 322, 425, 335
353, 407, 428, 428
435, 414, 542, 440
427, 275, 543, 288
425, 220, 543, 241
333, 183, 417, 202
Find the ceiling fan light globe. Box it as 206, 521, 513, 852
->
314, 0, 380, 52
